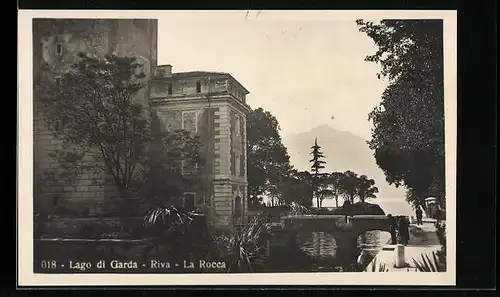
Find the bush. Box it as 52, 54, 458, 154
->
208, 215, 272, 272
435, 220, 446, 270
412, 221, 446, 272
309, 208, 338, 215
313, 202, 386, 216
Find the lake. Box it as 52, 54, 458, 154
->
295, 230, 391, 270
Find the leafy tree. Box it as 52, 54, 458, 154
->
317, 187, 334, 208
356, 19, 445, 208
246, 107, 293, 208
277, 170, 314, 208
142, 123, 205, 208
336, 171, 379, 203
38, 53, 203, 227
329, 172, 346, 208
338, 170, 359, 203
309, 138, 328, 207
356, 174, 379, 202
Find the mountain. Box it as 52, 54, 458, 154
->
281, 125, 408, 205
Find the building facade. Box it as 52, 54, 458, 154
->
33, 19, 158, 215
149, 65, 251, 231
33, 19, 250, 232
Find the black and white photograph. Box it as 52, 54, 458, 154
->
18, 10, 456, 286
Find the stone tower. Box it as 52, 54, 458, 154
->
149, 65, 251, 232
33, 19, 158, 215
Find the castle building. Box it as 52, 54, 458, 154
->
33, 19, 158, 215
149, 65, 251, 231
33, 19, 250, 231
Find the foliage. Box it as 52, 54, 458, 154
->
412, 251, 445, 272
263, 167, 380, 209
285, 201, 310, 216
340, 201, 385, 216
38, 53, 149, 205
38, 53, 203, 225
246, 108, 294, 208
435, 220, 447, 270
268, 170, 314, 208
309, 138, 328, 207
140, 127, 204, 207
310, 138, 327, 175
364, 257, 389, 272
142, 208, 272, 273
327, 172, 345, 208
143, 206, 196, 233
356, 19, 445, 209
355, 174, 380, 202
209, 216, 272, 272
323, 171, 379, 205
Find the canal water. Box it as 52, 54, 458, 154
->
295, 230, 391, 271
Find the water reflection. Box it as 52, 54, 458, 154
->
295, 230, 391, 270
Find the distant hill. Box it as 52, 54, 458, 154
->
282, 125, 407, 202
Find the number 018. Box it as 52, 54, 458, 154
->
40, 260, 57, 269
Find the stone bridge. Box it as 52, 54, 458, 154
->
279, 215, 392, 267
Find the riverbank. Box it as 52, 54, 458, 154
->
365, 219, 442, 272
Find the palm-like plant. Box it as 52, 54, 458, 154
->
143, 205, 195, 232
210, 216, 272, 272
412, 251, 445, 272
364, 257, 389, 272
142, 205, 211, 261
285, 201, 309, 216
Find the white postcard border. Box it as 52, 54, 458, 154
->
18, 9, 457, 286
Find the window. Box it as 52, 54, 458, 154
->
52, 195, 60, 207
235, 152, 241, 176
182, 192, 196, 212
55, 35, 63, 56
196, 81, 201, 93
205, 189, 212, 206
167, 83, 173, 95
234, 196, 242, 218
56, 44, 63, 55
182, 111, 198, 133
235, 114, 241, 136
134, 64, 144, 76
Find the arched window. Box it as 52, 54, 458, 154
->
234, 196, 242, 218
182, 192, 195, 212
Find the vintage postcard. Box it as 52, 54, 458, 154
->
18, 10, 457, 286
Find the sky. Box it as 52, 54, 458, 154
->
156, 13, 414, 215
157, 12, 389, 140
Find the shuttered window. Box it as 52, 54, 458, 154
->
182, 111, 197, 133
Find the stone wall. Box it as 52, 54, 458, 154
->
152, 101, 220, 209
33, 19, 158, 215
35, 217, 145, 239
